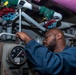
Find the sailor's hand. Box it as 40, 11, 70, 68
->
16, 32, 32, 44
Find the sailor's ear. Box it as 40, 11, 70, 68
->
56, 33, 62, 40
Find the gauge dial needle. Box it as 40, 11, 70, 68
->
14, 51, 22, 59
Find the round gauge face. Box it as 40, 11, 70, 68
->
9, 46, 26, 65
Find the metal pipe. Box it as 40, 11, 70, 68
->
64, 33, 76, 39
19, 8, 22, 32
16, 20, 30, 26
58, 22, 75, 29
6, 23, 12, 39
21, 12, 46, 31
38, 21, 75, 29
18, 0, 32, 10
0, 32, 16, 37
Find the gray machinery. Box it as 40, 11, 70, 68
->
1, 43, 30, 75
0, 0, 61, 75
0, 0, 76, 75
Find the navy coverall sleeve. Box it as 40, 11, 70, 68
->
25, 40, 63, 75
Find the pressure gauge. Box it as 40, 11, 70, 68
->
8, 46, 27, 66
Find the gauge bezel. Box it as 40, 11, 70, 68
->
8, 46, 27, 66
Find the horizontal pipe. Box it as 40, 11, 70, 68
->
0, 32, 16, 37
64, 33, 76, 39
58, 22, 75, 29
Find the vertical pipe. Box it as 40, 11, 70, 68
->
6, 21, 12, 39
19, 8, 22, 32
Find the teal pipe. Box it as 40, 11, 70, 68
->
39, 6, 54, 20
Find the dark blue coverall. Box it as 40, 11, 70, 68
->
25, 40, 76, 75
